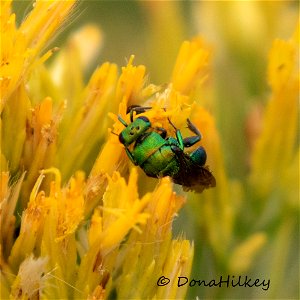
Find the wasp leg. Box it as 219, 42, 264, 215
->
182, 119, 202, 147
168, 118, 200, 149
127, 105, 152, 122
167, 136, 180, 148
127, 105, 142, 114
170, 145, 182, 155
183, 136, 200, 147
125, 148, 138, 165
168, 118, 184, 150
190, 146, 207, 166
187, 119, 202, 139
155, 127, 167, 138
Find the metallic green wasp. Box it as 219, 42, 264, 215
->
118, 106, 216, 193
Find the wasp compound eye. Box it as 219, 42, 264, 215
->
119, 132, 126, 144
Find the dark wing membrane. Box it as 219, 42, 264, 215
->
172, 152, 216, 193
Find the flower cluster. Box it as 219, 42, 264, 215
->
0, 1, 211, 299
1, 1, 298, 299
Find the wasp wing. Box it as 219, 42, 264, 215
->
172, 151, 216, 193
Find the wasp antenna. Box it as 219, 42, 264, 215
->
111, 131, 118, 136
167, 117, 177, 130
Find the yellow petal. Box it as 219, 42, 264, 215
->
116, 55, 146, 105
250, 27, 299, 196
228, 232, 267, 273
171, 38, 211, 95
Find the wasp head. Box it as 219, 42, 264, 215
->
119, 116, 151, 146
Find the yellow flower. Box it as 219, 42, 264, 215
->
171, 37, 211, 95
0, 0, 76, 110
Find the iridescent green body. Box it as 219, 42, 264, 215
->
134, 132, 179, 177
118, 107, 216, 192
